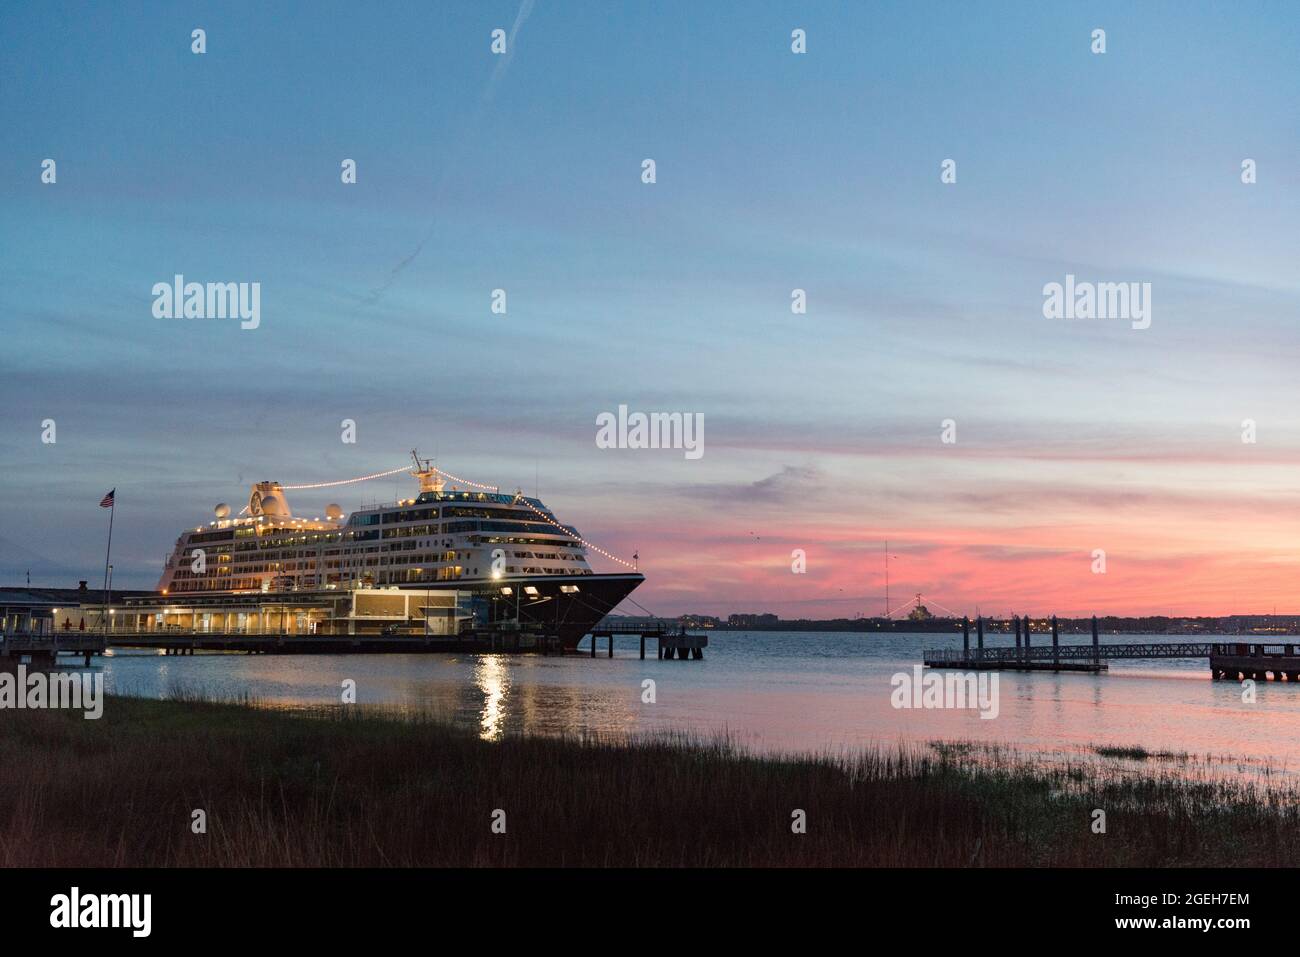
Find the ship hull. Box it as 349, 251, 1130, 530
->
405, 572, 645, 651
111, 573, 645, 653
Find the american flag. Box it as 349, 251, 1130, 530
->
99, 489, 115, 508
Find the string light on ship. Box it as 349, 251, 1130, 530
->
517, 499, 638, 570
430, 467, 498, 493
253, 458, 638, 569
282, 466, 410, 490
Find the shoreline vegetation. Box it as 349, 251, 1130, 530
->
2, 693, 1298, 867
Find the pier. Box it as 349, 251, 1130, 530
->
101, 620, 707, 658
0, 621, 707, 660
0, 633, 106, 667
924, 615, 1300, 680
1207, 643, 1300, 681
586, 621, 707, 659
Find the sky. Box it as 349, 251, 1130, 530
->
2, 1, 1298, 618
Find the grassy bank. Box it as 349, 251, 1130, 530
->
1, 694, 1296, 866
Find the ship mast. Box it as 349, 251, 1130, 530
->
409, 449, 444, 493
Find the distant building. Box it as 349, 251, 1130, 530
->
679, 614, 720, 629
0, 581, 156, 635
727, 613, 779, 628
599, 615, 673, 629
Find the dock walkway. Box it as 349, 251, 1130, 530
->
923, 616, 1300, 680
0, 633, 105, 666
0, 624, 708, 660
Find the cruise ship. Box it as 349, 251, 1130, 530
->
130, 453, 644, 650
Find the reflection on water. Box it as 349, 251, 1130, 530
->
94, 631, 1300, 785
475, 655, 509, 741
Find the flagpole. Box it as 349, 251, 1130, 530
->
102, 499, 115, 633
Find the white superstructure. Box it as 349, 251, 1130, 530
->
158, 458, 594, 595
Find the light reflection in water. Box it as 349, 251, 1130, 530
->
92, 632, 1300, 788
475, 655, 509, 740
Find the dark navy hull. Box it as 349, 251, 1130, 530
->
399, 572, 645, 650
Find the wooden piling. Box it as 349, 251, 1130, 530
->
962, 616, 970, 655
1091, 615, 1100, 665
1024, 614, 1031, 656
976, 616, 984, 658
608, 633, 614, 658
1051, 614, 1059, 667
640, 633, 646, 660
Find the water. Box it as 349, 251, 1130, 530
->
95, 631, 1300, 780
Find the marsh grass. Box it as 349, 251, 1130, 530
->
1092, 745, 1189, 762
1, 694, 1297, 867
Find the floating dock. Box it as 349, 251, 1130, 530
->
924, 615, 1300, 681
924, 615, 1111, 672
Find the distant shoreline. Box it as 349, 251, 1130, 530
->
669, 617, 1300, 636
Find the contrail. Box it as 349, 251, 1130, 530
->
483, 0, 535, 104
363, 0, 536, 306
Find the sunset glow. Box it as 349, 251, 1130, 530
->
2, 2, 1296, 621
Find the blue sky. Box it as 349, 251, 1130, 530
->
2, 2, 1298, 615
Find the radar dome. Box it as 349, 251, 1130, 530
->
325, 503, 344, 520
214, 503, 230, 518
